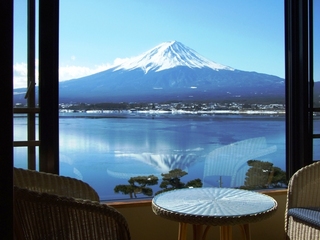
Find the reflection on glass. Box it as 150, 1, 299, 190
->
203, 137, 276, 188
109, 152, 198, 178
13, 1, 290, 201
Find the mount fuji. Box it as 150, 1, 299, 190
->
15, 41, 287, 104
111, 41, 234, 73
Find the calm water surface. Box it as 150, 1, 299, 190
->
14, 113, 313, 201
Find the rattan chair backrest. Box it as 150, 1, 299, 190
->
13, 167, 100, 201
13, 186, 131, 240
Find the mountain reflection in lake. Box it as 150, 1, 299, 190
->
108, 152, 200, 179
14, 113, 287, 200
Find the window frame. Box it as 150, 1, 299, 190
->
2, 0, 318, 236
12, 0, 60, 174
285, 0, 315, 178
1, 0, 13, 238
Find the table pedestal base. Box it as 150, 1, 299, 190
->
178, 223, 251, 240
220, 226, 232, 240
178, 223, 188, 240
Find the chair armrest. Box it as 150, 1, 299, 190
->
14, 167, 99, 201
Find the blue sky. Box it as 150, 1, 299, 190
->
14, 1, 319, 89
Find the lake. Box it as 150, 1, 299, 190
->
14, 113, 309, 201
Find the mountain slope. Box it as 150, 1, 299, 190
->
57, 67, 284, 103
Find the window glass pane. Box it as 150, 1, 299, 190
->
13, 113, 39, 168
13, 1, 27, 91
57, 1, 285, 200
13, 1, 39, 169
13, 115, 39, 141
14, 147, 28, 169
14, 1, 285, 201
13, 0, 38, 105
314, 138, 320, 161
14, 146, 39, 169
14, 114, 28, 141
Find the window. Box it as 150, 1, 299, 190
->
13, 0, 59, 173
11, 0, 318, 201
13, 0, 39, 170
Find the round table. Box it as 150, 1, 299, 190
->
152, 187, 278, 240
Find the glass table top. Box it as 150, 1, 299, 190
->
152, 187, 277, 217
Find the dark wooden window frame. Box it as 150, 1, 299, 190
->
1, 0, 318, 236
285, 0, 316, 178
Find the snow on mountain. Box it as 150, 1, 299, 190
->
112, 41, 234, 73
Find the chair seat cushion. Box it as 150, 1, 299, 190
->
288, 207, 320, 228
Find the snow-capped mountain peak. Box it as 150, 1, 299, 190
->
113, 41, 234, 73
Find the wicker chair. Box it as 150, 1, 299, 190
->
13, 168, 130, 239
13, 167, 99, 201
285, 161, 320, 240
13, 186, 131, 240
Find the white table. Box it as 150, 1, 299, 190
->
152, 187, 277, 240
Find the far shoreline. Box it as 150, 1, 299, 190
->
58, 109, 287, 118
